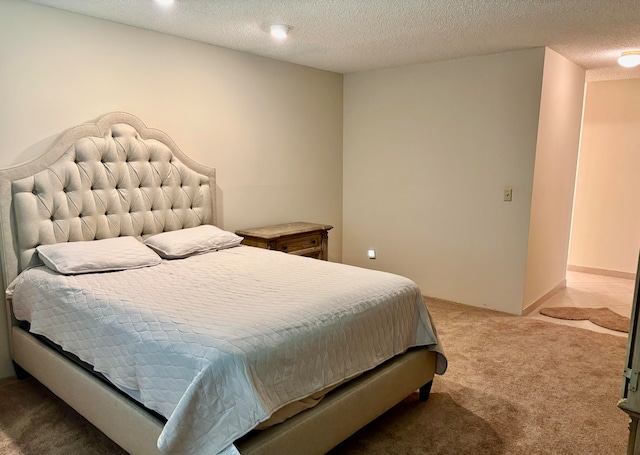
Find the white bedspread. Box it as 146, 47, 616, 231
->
10, 245, 446, 455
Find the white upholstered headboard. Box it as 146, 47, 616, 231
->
0, 112, 216, 292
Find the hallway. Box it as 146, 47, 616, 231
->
527, 270, 635, 337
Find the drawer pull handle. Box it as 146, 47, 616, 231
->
282, 245, 288, 251
312, 239, 317, 245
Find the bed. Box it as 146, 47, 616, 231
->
0, 112, 446, 455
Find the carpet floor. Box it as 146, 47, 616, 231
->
330, 298, 629, 455
0, 298, 630, 455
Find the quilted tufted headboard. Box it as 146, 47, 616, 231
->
0, 112, 216, 293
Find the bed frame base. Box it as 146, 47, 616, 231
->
12, 326, 436, 455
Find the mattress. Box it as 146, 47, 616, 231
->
9, 245, 446, 455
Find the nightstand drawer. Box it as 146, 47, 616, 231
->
275, 234, 321, 253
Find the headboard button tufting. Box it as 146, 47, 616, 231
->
1, 112, 216, 277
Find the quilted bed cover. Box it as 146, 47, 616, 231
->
9, 245, 446, 455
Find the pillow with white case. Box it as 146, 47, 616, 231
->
37, 236, 162, 275
144, 225, 243, 259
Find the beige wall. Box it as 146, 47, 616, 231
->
569, 79, 640, 274
522, 49, 585, 310
343, 48, 545, 314
0, 0, 343, 378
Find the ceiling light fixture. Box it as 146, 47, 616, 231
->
270, 24, 291, 40
618, 51, 640, 68
154, 0, 174, 6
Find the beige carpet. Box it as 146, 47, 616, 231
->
0, 298, 630, 455
0, 376, 126, 455
540, 306, 630, 333
329, 298, 628, 455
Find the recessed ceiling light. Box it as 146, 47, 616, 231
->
618, 51, 640, 68
154, 0, 174, 6
270, 24, 292, 40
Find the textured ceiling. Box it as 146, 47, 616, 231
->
28, 0, 640, 81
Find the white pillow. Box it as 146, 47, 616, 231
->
37, 237, 162, 275
144, 225, 243, 259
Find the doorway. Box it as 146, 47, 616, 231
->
529, 78, 640, 334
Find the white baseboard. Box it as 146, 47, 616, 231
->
567, 264, 636, 280
522, 279, 567, 316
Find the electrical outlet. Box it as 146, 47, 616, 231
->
368, 249, 376, 259
504, 188, 512, 202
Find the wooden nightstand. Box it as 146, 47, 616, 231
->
235, 222, 333, 260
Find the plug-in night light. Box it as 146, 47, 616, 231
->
270, 24, 291, 39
